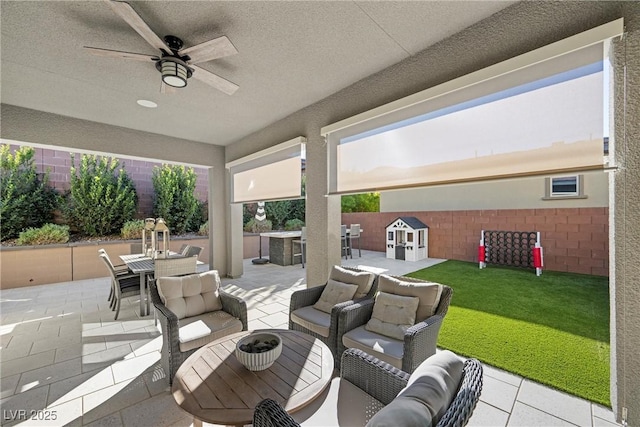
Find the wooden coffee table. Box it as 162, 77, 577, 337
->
172, 329, 334, 427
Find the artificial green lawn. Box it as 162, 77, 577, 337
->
407, 260, 610, 406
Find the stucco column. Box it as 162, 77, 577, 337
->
208, 155, 229, 276
226, 201, 244, 278
610, 3, 640, 425
305, 132, 342, 287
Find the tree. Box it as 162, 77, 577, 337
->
152, 164, 199, 234
0, 145, 59, 240
66, 154, 137, 236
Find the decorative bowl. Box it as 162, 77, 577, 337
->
235, 332, 282, 371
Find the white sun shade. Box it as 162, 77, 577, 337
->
227, 137, 305, 203
323, 19, 623, 194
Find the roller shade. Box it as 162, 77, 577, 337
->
322, 19, 623, 194
226, 137, 305, 203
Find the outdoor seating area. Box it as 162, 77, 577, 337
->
0, 250, 620, 426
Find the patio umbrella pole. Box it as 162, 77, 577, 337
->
252, 202, 269, 265
252, 234, 269, 265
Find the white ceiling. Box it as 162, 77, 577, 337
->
1, 1, 515, 147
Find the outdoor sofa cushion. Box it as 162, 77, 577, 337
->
290, 306, 331, 338
365, 292, 420, 340
366, 350, 464, 427
157, 270, 223, 320
377, 274, 443, 322
330, 265, 376, 298
178, 311, 243, 352
314, 280, 359, 313
342, 326, 404, 368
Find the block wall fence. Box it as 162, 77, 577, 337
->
342, 208, 609, 276
11, 144, 209, 218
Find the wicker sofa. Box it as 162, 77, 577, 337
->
253, 348, 483, 427
150, 270, 248, 385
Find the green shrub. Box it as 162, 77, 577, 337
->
198, 221, 209, 236
0, 145, 59, 240
66, 154, 137, 236
16, 223, 69, 245
265, 200, 292, 230
121, 219, 144, 240
188, 199, 208, 233
244, 218, 272, 233
284, 219, 304, 230
152, 165, 199, 234
341, 193, 380, 212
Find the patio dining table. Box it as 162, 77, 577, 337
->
119, 254, 154, 316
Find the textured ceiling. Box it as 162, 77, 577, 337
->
1, 1, 514, 146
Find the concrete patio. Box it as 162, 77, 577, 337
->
0, 251, 619, 426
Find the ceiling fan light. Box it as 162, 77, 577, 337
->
161, 60, 188, 88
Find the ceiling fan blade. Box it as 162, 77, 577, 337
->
105, 0, 170, 53
190, 65, 239, 95
180, 36, 238, 64
84, 46, 157, 62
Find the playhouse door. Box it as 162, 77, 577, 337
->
395, 245, 405, 260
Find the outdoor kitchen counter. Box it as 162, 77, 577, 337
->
260, 231, 301, 266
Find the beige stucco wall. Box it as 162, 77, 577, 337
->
611, 2, 640, 423
381, 171, 609, 212
0, 239, 211, 289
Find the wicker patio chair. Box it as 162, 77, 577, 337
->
337, 274, 453, 373
253, 348, 483, 427
289, 265, 378, 366
150, 270, 248, 385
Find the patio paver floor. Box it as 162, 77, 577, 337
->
0, 250, 620, 426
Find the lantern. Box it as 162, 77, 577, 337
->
154, 218, 170, 259
142, 218, 155, 256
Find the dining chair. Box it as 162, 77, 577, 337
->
151, 255, 199, 325
183, 245, 203, 259
99, 253, 141, 320
348, 224, 361, 258
98, 248, 129, 306
340, 225, 350, 259
178, 244, 190, 256
291, 227, 307, 268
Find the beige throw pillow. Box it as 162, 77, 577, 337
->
365, 292, 420, 340
330, 266, 375, 298
377, 275, 443, 321
157, 270, 223, 320
313, 280, 359, 314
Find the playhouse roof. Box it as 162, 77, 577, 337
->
386, 216, 428, 230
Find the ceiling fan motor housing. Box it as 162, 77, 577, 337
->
156, 56, 193, 88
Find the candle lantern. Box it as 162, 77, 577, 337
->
142, 218, 155, 256
154, 218, 170, 259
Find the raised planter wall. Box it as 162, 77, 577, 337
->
0, 238, 210, 289
342, 207, 609, 276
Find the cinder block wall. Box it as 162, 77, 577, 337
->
343, 207, 608, 276
11, 144, 209, 217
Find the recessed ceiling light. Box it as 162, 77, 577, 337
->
136, 99, 158, 108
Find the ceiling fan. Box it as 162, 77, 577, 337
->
84, 0, 239, 95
